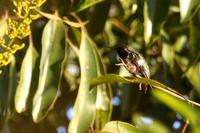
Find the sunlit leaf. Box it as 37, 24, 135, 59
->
104, 20, 117, 46
186, 63, 200, 94
189, 13, 200, 59
74, 0, 105, 12
133, 114, 169, 133
6, 56, 17, 118
161, 30, 174, 68
15, 36, 39, 113
179, 0, 199, 22
175, 55, 189, 70
68, 28, 111, 133
119, 0, 138, 18
175, 56, 200, 94
144, 0, 170, 44
153, 89, 200, 132
0, 15, 8, 37
91, 29, 112, 129
101, 121, 139, 133
174, 35, 187, 53
68, 29, 98, 133
32, 19, 65, 122
110, 18, 129, 35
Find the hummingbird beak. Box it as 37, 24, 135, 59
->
115, 63, 124, 66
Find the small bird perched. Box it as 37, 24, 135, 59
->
116, 45, 150, 92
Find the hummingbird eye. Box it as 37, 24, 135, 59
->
116, 47, 128, 59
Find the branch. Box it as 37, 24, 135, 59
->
90, 74, 200, 108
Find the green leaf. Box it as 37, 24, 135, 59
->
90, 30, 112, 129
0, 15, 8, 37
68, 29, 112, 133
144, 0, 170, 44
133, 114, 169, 133
101, 121, 139, 133
15, 36, 39, 113
175, 56, 200, 94
32, 19, 65, 122
68, 29, 98, 133
119, 0, 138, 19
0, 69, 9, 116
7, 56, 17, 118
186, 63, 200, 94
161, 30, 174, 68
175, 55, 189, 70
153, 89, 200, 132
189, 13, 200, 59
174, 35, 187, 53
179, 0, 199, 22
74, 0, 105, 12
87, 0, 111, 36
104, 20, 117, 46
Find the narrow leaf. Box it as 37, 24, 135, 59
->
87, 0, 111, 36
0, 69, 9, 116
179, 0, 199, 22
32, 19, 65, 122
161, 30, 174, 68
186, 63, 200, 93
68, 29, 98, 133
153, 89, 200, 132
189, 13, 200, 59
6, 56, 17, 118
74, 0, 105, 12
0, 15, 8, 37
133, 114, 169, 133
144, 0, 170, 44
101, 121, 139, 133
15, 36, 39, 113
68, 29, 112, 132
175, 56, 200, 94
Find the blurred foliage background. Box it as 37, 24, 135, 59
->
0, 0, 200, 133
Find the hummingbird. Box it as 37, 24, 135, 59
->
116, 45, 150, 92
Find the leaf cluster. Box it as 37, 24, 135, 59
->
0, 0, 199, 133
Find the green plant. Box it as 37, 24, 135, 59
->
0, 0, 200, 133
0, 0, 46, 73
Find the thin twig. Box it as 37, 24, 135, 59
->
35, 9, 87, 28
180, 120, 189, 133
